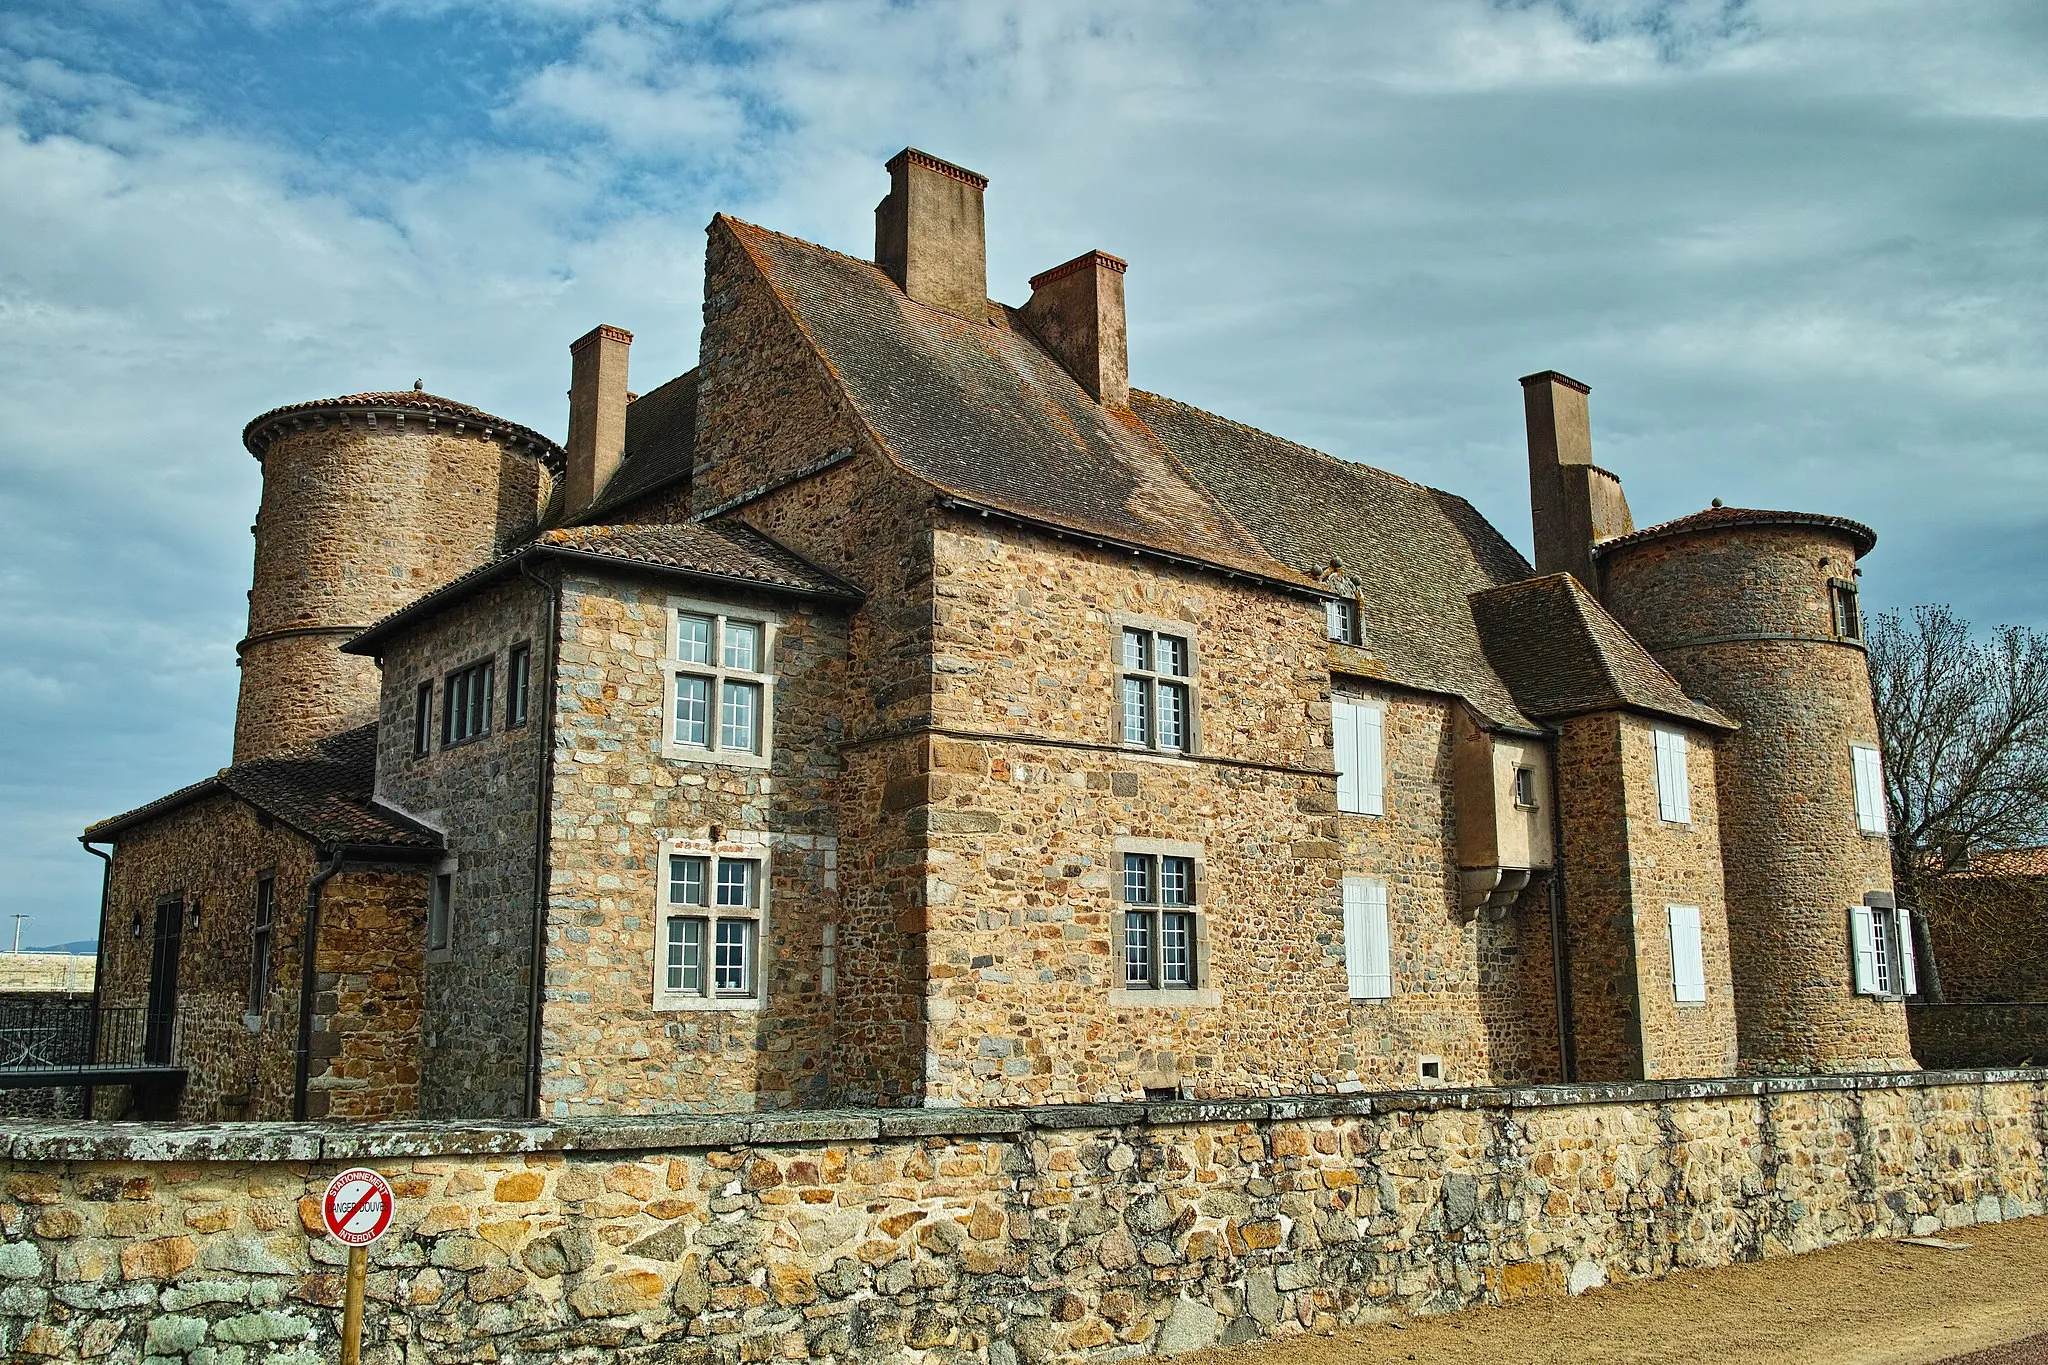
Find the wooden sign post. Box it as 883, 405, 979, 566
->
321, 1167, 396, 1365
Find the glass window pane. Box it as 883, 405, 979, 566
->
714, 919, 752, 994
677, 614, 712, 665
1122, 853, 1153, 904
716, 860, 754, 908
1160, 857, 1193, 906
666, 918, 704, 993
1159, 635, 1189, 677
1158, 682, 1188, 751
1124, 912, 1153, 987
724, 621, 760, 672
1162, 912, 1193, 986
675, 675, 710, 746
1121, 628, 1150, 671
1122, 677, 1150, 745
669, 856, 707, 906
721, 681, 760, 752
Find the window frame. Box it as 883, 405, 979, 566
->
1109, 838, 1216, 1006
1829, 579, 1863, 642
1325, 597, 1363, 646
663, 597, 779, 769
441, 658, 495, 748
1850, 901, 1918, 999
506, 641, 532, 730
1113, 615, 1199, 757
1513, 765, 1539, 810
245, 871, 276, 1024
1333, 694, 1387, 818
413, 681, 434, 757
655, 836, 769, 1011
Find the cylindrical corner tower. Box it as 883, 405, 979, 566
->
1596, 507, 1911, 1074
234, 390, 563, 763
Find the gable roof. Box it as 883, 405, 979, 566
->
722, 218, 1308, 588
83, 727, 443, 850
574, 369, 700, 524
1469, 574, 1736, 731
343, 518, 862, 655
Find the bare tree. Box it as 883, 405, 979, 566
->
1868, 605, 2048, 997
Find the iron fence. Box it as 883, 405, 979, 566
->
0, 1001, 179, 1073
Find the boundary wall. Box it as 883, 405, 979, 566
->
0, 1070, 2044, 1363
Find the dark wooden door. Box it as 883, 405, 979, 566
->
144, 898, 182, 1065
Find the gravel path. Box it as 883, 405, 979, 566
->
1172, 1215, 2048, 1365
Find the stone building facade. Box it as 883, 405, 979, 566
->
82, 147, 1909, 1123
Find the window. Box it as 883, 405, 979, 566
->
1119, 626, 1193, 754
670, 607, 774, 763
661, 853, 762, 1002
1830, 581, 1862, 641
1342, 877, 1392, 1000
1120, 852, 1198, 990
1851, 903, 1919, 998
506, 643, 531, 729
1333, 698, 1386, 817
1851, 743, 1887, 835
1667, 905, 1705, 1004
413, 682, 434, 756
428, 873, 453, 953
1325, 599, 1361, 646
1513, 766, 1538, 809
442, 660, 493, 746
246, 874, 275, 1016
1652, 727, 1692, 824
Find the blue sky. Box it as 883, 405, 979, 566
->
3, 0, 2044, 944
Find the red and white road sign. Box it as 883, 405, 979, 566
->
321, 1168, 395, 1247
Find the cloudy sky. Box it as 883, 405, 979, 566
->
3, 0, 2044, 944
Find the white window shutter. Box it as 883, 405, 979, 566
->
1895, 906, 1919, 996
1849, 905, 1878, 995
1341, 881, 1370, 998
1334, 702, 1360, 813
1667, 905, 1705, 1003
1358, 705, 1386, 817
1361, 880, 1392, 999
1653, 730, 1676, 822
1853, 746, 1888, 834
1669, 730, 1692, 822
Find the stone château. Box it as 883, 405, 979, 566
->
82, 149, 1912, 1122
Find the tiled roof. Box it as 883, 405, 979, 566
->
574, 370, 699, 524
1470, 574, 1736, 731
1944, 846, 2048, 879
343, 518, 861, 654
724, 218, 1308, 587
83, 727, 442, 850
1596, 505, 1876, 558
242, 388, 566, 469
1131, 391, 1541, 729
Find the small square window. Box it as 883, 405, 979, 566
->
1160, 856, 1194, 906
723, 621, 760, 672
669, 605, 775, 766
713, 919, 754, 995
1122, 853, 1153, 904
1325, 599, 1361, 646
677, 614, 713, 665
669, 856, 708, 907
660, 855, 763, 1005
1122, 628, 1150, 672
716, 859, 756, 909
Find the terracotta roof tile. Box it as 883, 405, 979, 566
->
1596, 505, 1876, 558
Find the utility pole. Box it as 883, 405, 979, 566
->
9, 915, 26, 953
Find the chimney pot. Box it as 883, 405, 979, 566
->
1022, 250, 1129, 406
875, 148, 989, 319
564, 324, 633, 520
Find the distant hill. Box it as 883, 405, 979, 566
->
21, 941, 96, 956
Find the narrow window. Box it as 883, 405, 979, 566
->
1122, 853, 1153, 906
674, 676, 711, 747
1121, 677, 1150, 745
1830, 582, 1862, 641
428, 873, 453, 953
669, 855, 708, 908
1161, 912, 1194, 987
1653, 727, 1692, 824
1851, 744, 1887, 835
1895, 906, 1920, 997
666, 917, 704, 993
1117, 627, 1194, 754
1159, 856, 1193, 906
1157, 682, 1189, 752
506, 643, 531, 729
720, 680, 761, 754
1333, 698, 1386, 817
247, 874, 275, 1015
1342, 877, 1392, 1000
1667, 905, 1705, 1004
442, 660, 494, 746
1123, 910, 1153, 988
413, 682, 433, 756
723, 621, 759, 671
1513, 766, 1538, 809
1850, 903, 1905, 997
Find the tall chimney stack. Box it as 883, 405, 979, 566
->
1521, 370, 1632, 590
564, 324, 632, 519
875, 148, 989, 319
1022, 250, 1129, 405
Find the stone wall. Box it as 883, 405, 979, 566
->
1919, 872, 2048, 1003
0, 1071, 2041, 1364
1908, 1006, 2048, 1070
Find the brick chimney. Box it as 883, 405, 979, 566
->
1522, 370, 1632, 589
1022, 251, 1129, 406
875, 148, 989, 319
564, 324, 632, 519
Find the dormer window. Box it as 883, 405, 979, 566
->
1325, 599, 1361, 646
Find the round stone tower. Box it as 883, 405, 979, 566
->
1595, 507, 1911, 1074
234, 388, 563, 763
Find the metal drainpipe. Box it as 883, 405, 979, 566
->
518, 555, 561, 1120
79, 839, 113, 1118
1544, 731, 1578, 1083
292, 847, 346, 1122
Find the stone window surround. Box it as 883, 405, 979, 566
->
1111, 612, 1202, 759
662, 595, 780, 770
654, 832, 771, 1013
1109, 836, 1219, 1008
426, 858, 457, 964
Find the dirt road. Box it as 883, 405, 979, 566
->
1178, 1215, 2048, 1365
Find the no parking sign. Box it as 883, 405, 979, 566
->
322, 1167, 395, 1247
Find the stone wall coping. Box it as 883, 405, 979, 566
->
10, 1070, 2045, 1163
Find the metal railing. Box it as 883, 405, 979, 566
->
0, 1001, 181, 1074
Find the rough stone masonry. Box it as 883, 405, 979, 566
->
1, 1070, 2043, 1363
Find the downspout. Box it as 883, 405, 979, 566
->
79, 839, 113, 1118
291, 847, 346, 1122
1544, 731, 1578, 1083
519, 556, 561, 1119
